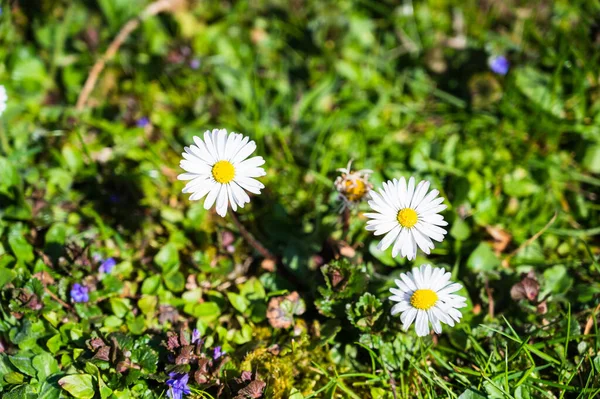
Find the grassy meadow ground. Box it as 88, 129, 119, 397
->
1, 0, 600, 398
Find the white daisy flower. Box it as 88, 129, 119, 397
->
390, 264, 466, 336
178, 129, 266, 217
0, 85, 7, 116
365, 177, 448, 260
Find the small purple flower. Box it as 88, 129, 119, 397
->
489, 55, 510, 75
189, 58, 201, 70
70, 283, 89, 303
136, 117, 150, 128
166, 373, 191, 399
191, 329, 201, 344
99, 258, 117, 273
109, 194, 120, 204
213, 346, 224, 360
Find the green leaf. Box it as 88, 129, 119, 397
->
514, 66, 565, 118
164, 271, 185, 292
346, 292, 383, 332
185, 302, 221, 321
154, 243, 179, 273
0, 354, 16, 385
503, 168, 539, 197
47, 334, 63, 354
483, 381, 504, 399
450, 218, 471, 241
466, 243, 499, 273
12, 48, 49, 90
4, 372, 25, 384
9, 353, 36, 377
110, 297, 132, 319
59, 374, 95, 399
32, 353, 59, 381
583, 144, 600, 173
141, 274, 162, 294
543, 265, 573, 296
368, 241, 396, 266
62, 144, 84, 173
138, 295, 157, 315
0, 157, 20, 189
0, 267, 16, 288
85, 363, 112, 399
514, 385, 531, 399
132, 347, 158, 374
44, 223, 68, 261
45, 223, 67, 245
3, 384, 36, 399
126, 315, 146, 335
38, 379, 63, 399
239, 277, 266, 300
457, 388, 487, 399
227, 292, 249, 314
8, 230, 34, 264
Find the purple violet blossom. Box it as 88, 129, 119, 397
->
136, 117, 150, 128
191, 329, 201, 344
70, 283, 89, 303
166, 373, 191, 399
99, 258, 117, 273
489, 55, 510, 75
190, 59, 201, 70
213, 346, 225, 360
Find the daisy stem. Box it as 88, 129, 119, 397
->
230, 212, 275, 260
341, 207, 350, 239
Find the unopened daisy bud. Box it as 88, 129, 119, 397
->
389, 264, 466, 336
178, 129, 266, 217
334, 160, 373, 209
365, 177, 448, 260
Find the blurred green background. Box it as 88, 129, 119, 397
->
1, 0, 600, 398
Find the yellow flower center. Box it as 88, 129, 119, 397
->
410, 289, 438, 310
344, 179, 366, 202
397, 208, 418, 228
212, 160, 235, 184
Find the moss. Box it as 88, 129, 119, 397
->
241, 348, 294, 399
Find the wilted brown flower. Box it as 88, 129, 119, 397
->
235, 380, 266, 399
93, 346, 111, 362
175, 345, 195, 365
267, 291, 306, 329
510, 271, 540, 302
89, 337, 106, 350
159, 305, 179, 324
334, 160, 373, 210
166, 332, 180, 351
485, 225, 512, 255
469, 73, 502, 108
233, 371, 266, 399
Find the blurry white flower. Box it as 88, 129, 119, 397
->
365, 177, 447, 260
0, 85, 7, 116
389, 264, 466, 336
334, 160, 372, 210
178, 129, 266, 217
